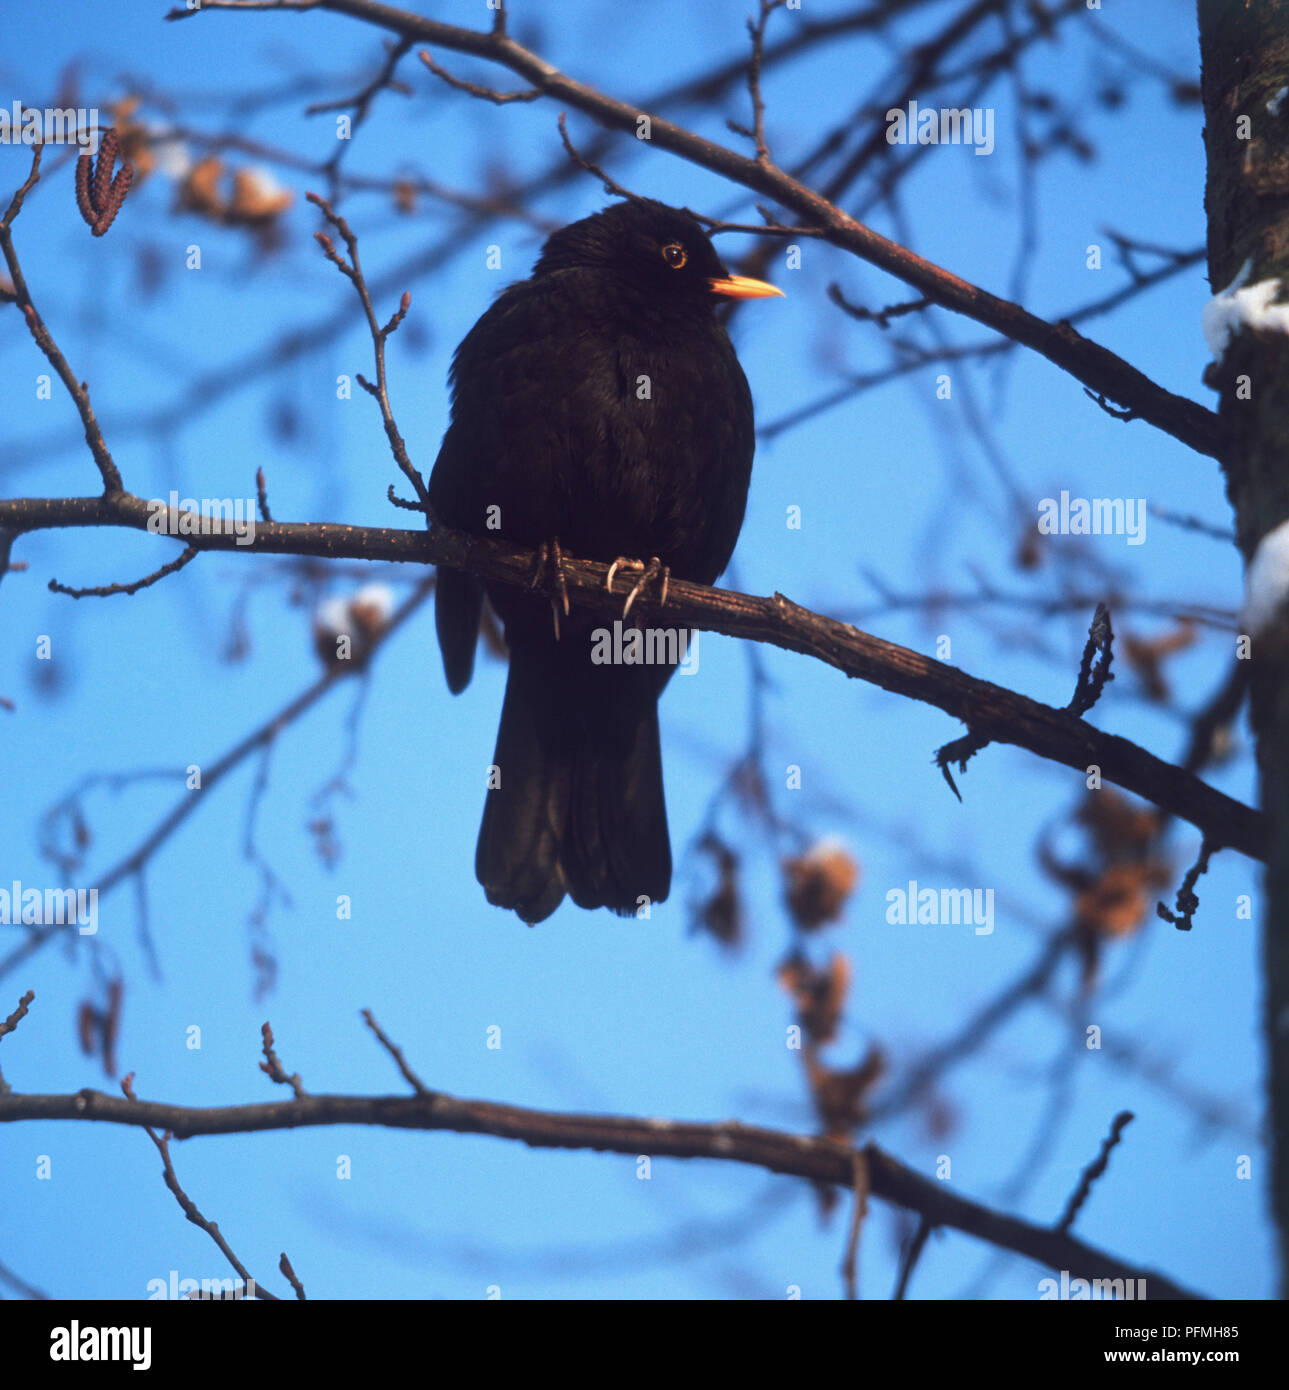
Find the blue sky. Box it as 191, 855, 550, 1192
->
0, 0, 1267, 1300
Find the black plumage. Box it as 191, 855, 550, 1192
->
429, 198, 781, 922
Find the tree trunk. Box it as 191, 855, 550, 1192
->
1197, 0, 1289, 1296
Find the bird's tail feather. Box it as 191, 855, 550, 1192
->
476, 646, 671, 922
562, 698, 669, 916
435, 566, 485, 695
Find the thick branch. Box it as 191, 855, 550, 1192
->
0, 1085, 1203, 1299
0, 492, 1266, 862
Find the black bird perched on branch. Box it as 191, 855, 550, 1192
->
430, 198, 782, 922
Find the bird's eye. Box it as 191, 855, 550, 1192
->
661, 242, 688, 269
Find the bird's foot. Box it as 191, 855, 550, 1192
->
605, 555, 670, 619
528, 537, 570, 639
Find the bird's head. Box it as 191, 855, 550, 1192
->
532, 198, 784, 307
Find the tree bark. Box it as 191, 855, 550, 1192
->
1197, 0, 1289, 1296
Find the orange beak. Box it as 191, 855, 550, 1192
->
707, 274, 785, 300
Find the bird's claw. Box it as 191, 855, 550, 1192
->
529, 538, 570, 639
605, 555, 670, 619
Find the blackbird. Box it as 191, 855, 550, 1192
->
429, 198, 781, 922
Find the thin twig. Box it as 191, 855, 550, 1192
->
1056, 1111, 1135, 1234
121, 1071, 279, 1300
0, 989, 35, 1094
556, 113, 640, 202
256, 467, 273, 523
420, 49, 540, 104
1156, 839, 1216, 932
361, 1009, 432, 1095
841, 1148, 870, 1300
828, 282, 932, 328
49, 545, 198, 599
0, 145, 124, 493
277, 1251, 306, 1300
0, 990, 35, 1043
259, 1021, 306, 1098
1069, 602, 1115, 717
736, 0, 788, 164
306, 191, 427, 509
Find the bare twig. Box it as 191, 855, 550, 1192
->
256, 467, 273, 523
828, 283, 932, 328
49, 545, 198, 599
841, 1148, 870, 1300
277, 1251, 306, 1300
259, 1021, 306, 1098
361, 1009, 432, 1095
0, 990, 35, 1093
739, 0, 787, 164
420, 48, 540, 104
306, 191, 427, 508
1056, 1111, 1135, 1234
1156, 839, 1217, 932
937, 602, 1117, 800
121, 1072, 279, 1300
1069, 602, 1116, 717
307, 35, 414, 117
0, 1256, 48, 1300
0, 145, 125, 493
556, 113, 640, 202
1149, 503, 1235, 544
0, 990, 35, 1044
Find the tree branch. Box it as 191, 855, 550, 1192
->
0, 493, 1266, 862
0, 1082, 1204, 1299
